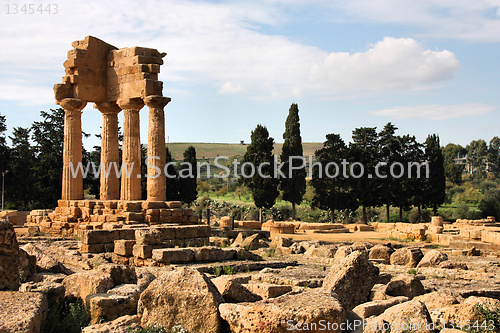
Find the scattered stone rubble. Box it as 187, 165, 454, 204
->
2, 220, 500, 333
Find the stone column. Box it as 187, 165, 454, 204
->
117, 98, 144, 201
144, 95, 171, 201
95, 102, 121, 200
60, 98, 87, 200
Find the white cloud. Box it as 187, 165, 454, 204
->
371, 103, 495, 120
219, 82, 243, 94
310, 0, 500, 42
0, 0, 461, 103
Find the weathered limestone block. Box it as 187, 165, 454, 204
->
363, 300, 434, 333
212, 277, 261, 303
166, 201, 182, 209
19, 281, 65, 307
152, 248, 194, 263
62, 271, 114, 301
416, 249, 448, 268
444, 297, 500, 329
138, 267, 224, 333
114, 240, 135, 256
118, 201, 142, 212
390, 247, 424, 268
352, 296, 409, 319
135, 228, 162, 245
192, 246, 224, 262
82, 315, 140, 333
242, 283, 293, 299
271, 235, 293, 248
82, 229, 115, 244
175, 225, 211, 239
86, 293, 137, 324
0, 291, 48, 333
369, 244, 394, 264
133, 244, 153, 259
19, 248, 37, 282
385, 274, 426, 299
323, 251, 379, 311
96, 264, 137, 285
0, 221, 20, 291
219, 288, 345, 333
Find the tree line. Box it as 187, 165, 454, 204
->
240, 104, 446, 223
1, 106, 499, 223
0, 109, 198, 210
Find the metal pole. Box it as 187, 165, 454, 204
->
1, 172, 5, 211
207, 208, 210, 226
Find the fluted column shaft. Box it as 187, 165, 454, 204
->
95, 102, 121, 200
144, 95, 171, 201
117, 98, 144, 201
61, 98, 87, 200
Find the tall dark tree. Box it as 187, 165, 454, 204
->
165, 147, 181, 201
467, 139, 488, 178
179, 146, 198, 206
7, 127, 35, 210
350, 127, 381, 223
0, 113, 9, 209
280, 103, 306, 220
378, 122, 400, 222
83, 146, 101, 199
442, 143, 467, 183
425, 134, 446, 215
242, 124, 279, 222
140, 144, 148, 200
31, 108, 65, 208
311, 133, 358, 223
0, 113, 8, 176
488, 136, 500, 177
396, 135, 425, 221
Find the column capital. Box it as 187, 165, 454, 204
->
94, 102, 121, 115
117, 97, 144, 111
144, 95, 171, 109
60, 98, 86, 112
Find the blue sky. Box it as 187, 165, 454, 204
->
0, 0, 499, 150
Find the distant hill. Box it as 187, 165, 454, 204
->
165, 142, 323, 160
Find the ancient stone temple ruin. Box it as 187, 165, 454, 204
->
26, 36, 206, 256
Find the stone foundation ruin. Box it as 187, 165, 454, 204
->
25, 36, 207, 252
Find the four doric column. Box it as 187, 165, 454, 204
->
117, 98, 144, 201
62, 96, 171, 202
95, 102, 121, 200
60, 98, 87, 200
144, 95, 171, 201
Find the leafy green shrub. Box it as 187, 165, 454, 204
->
43, 299, 90, 333
409, 208, 431, 223
454, 202, 470, 219
467, 303, 500, 333
213, 264, 235, 277
479, 189, 500, 221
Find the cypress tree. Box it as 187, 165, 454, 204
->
31, 108, 65, 208
311, 133, 358, 223
280, 103, 306, 220
378, 122, 399, 222
179, 146, 198, 206
425, 134, 446, 215
242, 124, 279, 222
350, 127, 382, 224
165, 147, 181, 201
